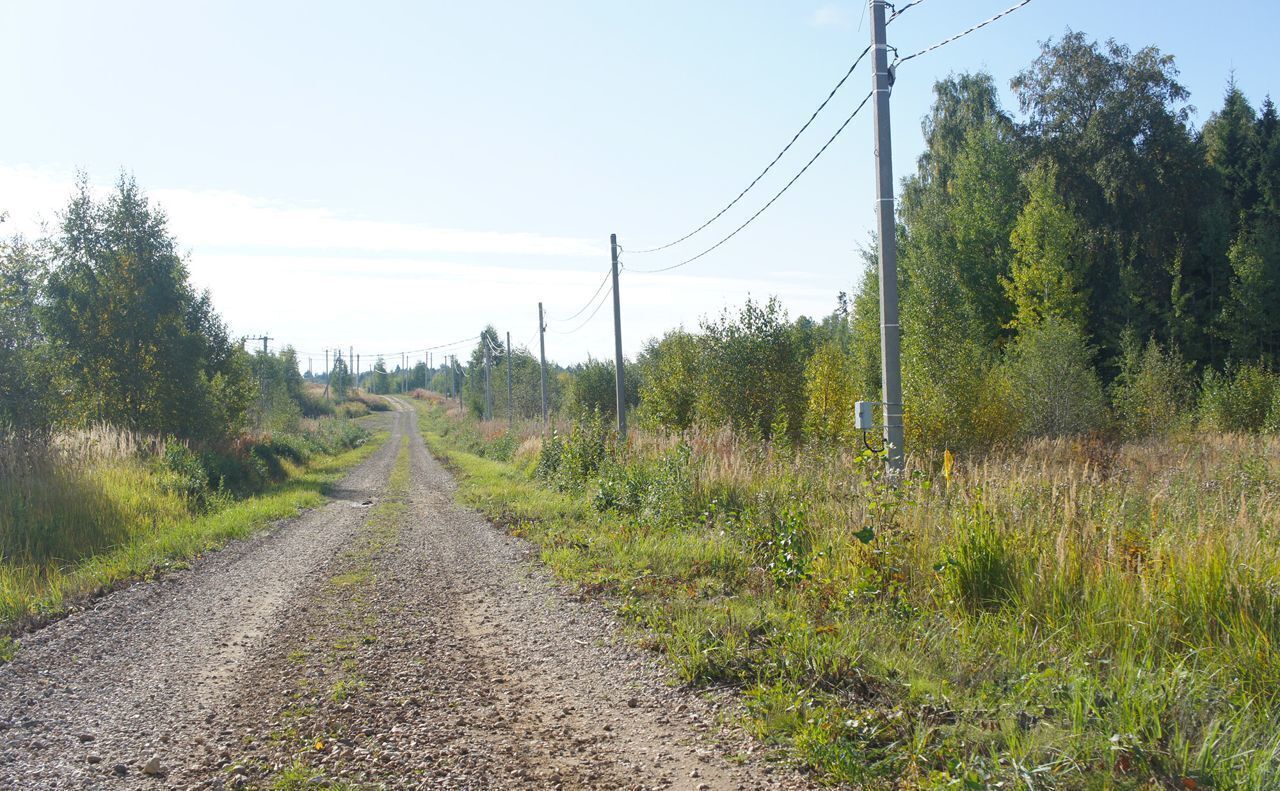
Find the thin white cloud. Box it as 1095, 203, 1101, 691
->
810, 2, 851, 29
0, 163, 841, 363
0, 164, 600, 258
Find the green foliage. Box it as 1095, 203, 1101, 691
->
698, 297, 807, 442
637, 330, 701, 432
41, 174, 251, 443
1220, 216, 1280, 368
0, 235, 56, 433
367, 358, 391, 395
1112, 334, 1193, 438
563, 358, 638, 421
1003, 317, 1109, 438
1005, 161, 1092, 332
741, 497, 816, 587
537, 409, 614, 490
803, 341, 856, 445
1199, 364, 1279, 432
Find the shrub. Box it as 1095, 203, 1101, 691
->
537, 410, 614, 490
699, 297, 808, 442
158, 442, 221, 510
638, 330, 702, 432
740, 496, 815, 588
1002, 317, 1109, 438
1199, 364, 1278, 432
804, 341, 856, 445
564, 358, 639, 421
1112, 335, 1192, 438
335, 401, 370, 419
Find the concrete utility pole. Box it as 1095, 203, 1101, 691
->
610, 234, 627, 439
356, 354, 361, 391
247, 335, 272, 426
483, 341, 493, 420
538, 302, 548, 425
870, 0, 905, 472
506, 331, 514, 426
324, 349, 330, 400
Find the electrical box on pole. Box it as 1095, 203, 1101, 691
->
854, 401, 876, 431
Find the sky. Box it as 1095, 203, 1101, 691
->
2, 0, 1278, 370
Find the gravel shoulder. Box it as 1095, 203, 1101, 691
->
1, 400, 820, 790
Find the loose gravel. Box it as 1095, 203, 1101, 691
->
0, 401, 820, 790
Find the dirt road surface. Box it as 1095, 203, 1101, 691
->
0, 401, 817, 790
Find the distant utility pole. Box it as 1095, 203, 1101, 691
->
870, 0, 905, 472
247, 335, 272, 427
356, 354, 361, 391
506, 331, 514, 427
324, 349, 330, 400
483, 342, 493, 420
538, 302, 548, 425
610, 233, 627, 440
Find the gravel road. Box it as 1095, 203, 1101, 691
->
0, 401, 817, 790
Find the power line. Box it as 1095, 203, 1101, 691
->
547, 267, 612, 323
894, 0, 1034, 65
888, 0, 927, 22
548, 279, 612, 335
626, 90, 875, 274
629, 44, 874, 255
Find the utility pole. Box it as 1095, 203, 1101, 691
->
538, 302, 548, 425
356, 354, 361, 391
483, 341, 493, 420
506, 331, 514, 426
324, 349, 330, 400
610, 233, 627, 439
870, 0, 905, 472
246, 335, 272, 428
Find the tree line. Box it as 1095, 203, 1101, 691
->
520, 32, 1280, 449
0, 175, 326, 445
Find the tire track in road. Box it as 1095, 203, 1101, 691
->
1, 399, 814, 790
200, 398, 812, 790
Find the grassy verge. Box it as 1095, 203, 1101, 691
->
415, 400, 1280, 789
0, 424, 388, 641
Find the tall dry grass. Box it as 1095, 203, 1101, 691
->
431, 403, 1280, 787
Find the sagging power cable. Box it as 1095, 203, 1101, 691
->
629, 45, 873, 255
894, 0, 1034, 65
626, 90, 874, 274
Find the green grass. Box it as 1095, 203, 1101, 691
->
0, 427, 387, 640
416, 401, 1280, 789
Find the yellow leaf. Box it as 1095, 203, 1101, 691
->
942, 449, 954, 486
